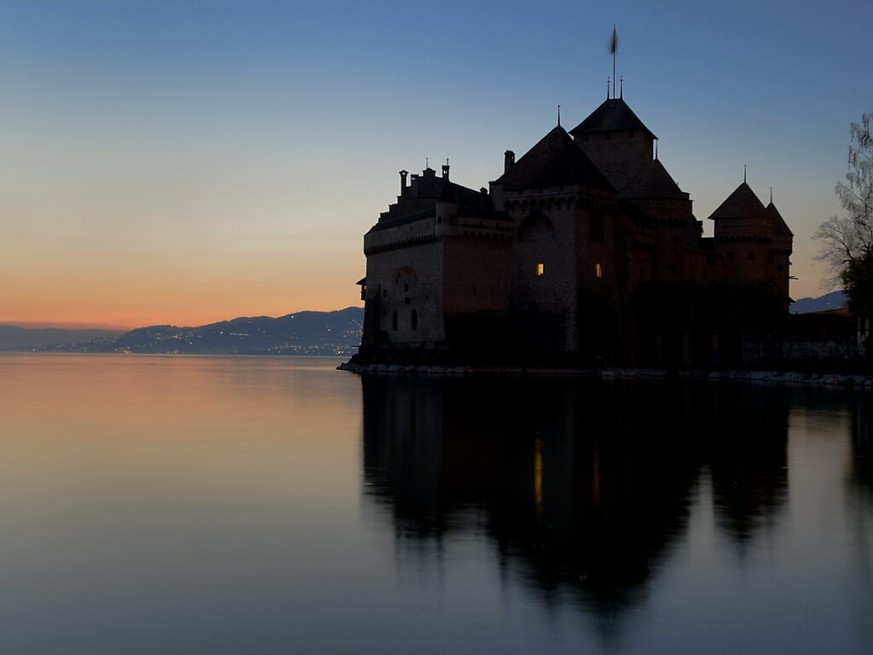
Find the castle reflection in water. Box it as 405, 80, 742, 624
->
361, 375, 872, 637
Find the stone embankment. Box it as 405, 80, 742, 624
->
337, 361, 596, 377
602, 368, 873, 387
338, 361, 873, 386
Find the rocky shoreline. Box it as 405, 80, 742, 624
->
337, 361, 873, 387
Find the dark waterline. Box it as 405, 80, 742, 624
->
1, 355, 871, 654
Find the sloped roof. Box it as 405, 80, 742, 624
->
569, 97, 656, 139
708, 182, 768, 220
767, 202, 794, 237
620, 159, 687, 200
493, 126, 614, 192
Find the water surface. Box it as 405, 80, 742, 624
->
1, 355, 870, 654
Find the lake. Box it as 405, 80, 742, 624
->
1, 354, 871, 654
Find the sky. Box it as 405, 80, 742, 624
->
1, 0, 871, 329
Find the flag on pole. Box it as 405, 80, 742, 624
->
610, 27, 618, 99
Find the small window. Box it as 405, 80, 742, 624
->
403, 283, 409, 292
392, 312, 398, 331
382, 289, 387, 298
536, 263, 545, 277
411, 310, 418, 331
595, 263, 603, 279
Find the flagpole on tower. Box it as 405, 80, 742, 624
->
610, 26, 618, 99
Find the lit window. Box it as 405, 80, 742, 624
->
595, 263, 603, 278
536, 263, 544, 277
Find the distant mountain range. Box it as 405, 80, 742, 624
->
0, 325, 120, 350
0, 293, 849, 355
0, 307, 364, 356
789, 290, 848, 315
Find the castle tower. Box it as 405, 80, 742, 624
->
569, 97, 656, 191
709, 181, 792, 300
620, 158, 695, 281
766, 200, 794, 298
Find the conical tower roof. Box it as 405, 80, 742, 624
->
767, 202, 793, 237
620, 159, 687, 200
709, 182, 768, 220
494, 126, 613, 192
569, 97, 656, 139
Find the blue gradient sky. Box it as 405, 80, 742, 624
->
0, 0, 869, 327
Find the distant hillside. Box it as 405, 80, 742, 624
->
42, 307, 365, 356
0, 325, 120, 351
790, 291, 848, 315
109, 307, 364, 356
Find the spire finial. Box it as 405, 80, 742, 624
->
620, 75, 623, 99
557, 104, 561, 127
743, 164, 747, 183
426, 157, 429, 170
606, 77, 610, 100
770, 186, 773, 204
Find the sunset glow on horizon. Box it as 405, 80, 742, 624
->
2, 1, 871, 329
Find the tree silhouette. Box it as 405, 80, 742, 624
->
815, 112, 873, 318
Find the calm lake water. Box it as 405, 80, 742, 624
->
1, 354, 871, 654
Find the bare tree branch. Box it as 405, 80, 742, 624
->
814, 111, 873, 314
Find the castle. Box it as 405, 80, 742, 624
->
352, 91, 793, 368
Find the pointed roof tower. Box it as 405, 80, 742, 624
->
492, 126, 613, 192
568, 97, 656, 191
620, 159, 687, 200
767, 201, 793, 237
709, 181, 768, 221
709, 181, 776, 241
569, 97, 656, 140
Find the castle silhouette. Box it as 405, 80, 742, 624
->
351, 92, 793, 369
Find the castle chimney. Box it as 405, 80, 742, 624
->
504, 150, 515, 174
399, 169, 408, 195
442, 161, 450, 179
